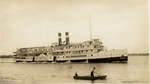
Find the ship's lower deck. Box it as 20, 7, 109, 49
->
16, 56, 128, 63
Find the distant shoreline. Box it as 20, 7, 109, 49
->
128, 53, 149, 56
0, 55, 14, 58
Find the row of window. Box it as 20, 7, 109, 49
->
56, 54, 95, 58
65, 45, 88, 49
53, 45, 103, 51
53, 49, 95, 55
57, 55, 87, 58
19, 48, 52, 53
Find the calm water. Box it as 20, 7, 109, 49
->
0, 56, 149, 84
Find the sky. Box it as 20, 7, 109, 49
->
0, 0, 148, 55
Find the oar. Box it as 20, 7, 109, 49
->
94, 72, 101, 75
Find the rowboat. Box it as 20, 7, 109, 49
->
73, 75, 107, 80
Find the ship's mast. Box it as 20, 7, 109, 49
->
89, 16, 92, 40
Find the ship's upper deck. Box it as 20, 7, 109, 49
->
51, 39, 104, 56
52, 39, 103, 48
16, 38, 104, 56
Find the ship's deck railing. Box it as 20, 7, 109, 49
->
55, 49, 128, 61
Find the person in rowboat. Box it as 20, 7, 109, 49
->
75, 72, 78, 77
91, 67, 96, 79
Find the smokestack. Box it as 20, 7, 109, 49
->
65, 32, 70, 45
58, 33, 62, 45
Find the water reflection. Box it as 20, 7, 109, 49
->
0, 56, 149, 84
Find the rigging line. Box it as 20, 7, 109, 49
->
89, 16, 92, 40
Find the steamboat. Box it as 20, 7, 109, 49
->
15, 32, 128, 63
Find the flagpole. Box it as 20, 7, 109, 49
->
89, 16, 92, 40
